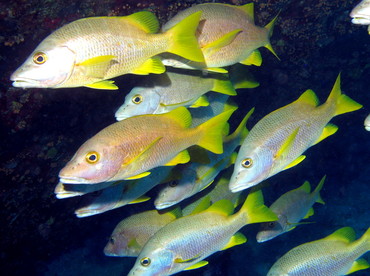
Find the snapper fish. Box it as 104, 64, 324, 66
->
115, 70, 237, 121
104, 207, 181, 257
350, 0, 370, 34
59, 106, 234, 184
128, 190, 277, 276
267, 227, 370, 275
365, 113, 370, 131
229, 74, 362, 193
161, 3, 278, 72
10, 11, 204, 90
257, 176, 325, 243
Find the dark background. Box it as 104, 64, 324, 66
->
0, 0, 369, 275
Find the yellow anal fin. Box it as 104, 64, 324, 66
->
275, 127, 300, 160
129, 195, 151, 204
312, 123, 338, 146
345, 258, 370, 275
175, 254, 200, 264
125, 171, 151, 180
212, 77, 237, 96
204, 67, 228, 74
164, 150, 190, 166
124, 11, 159, 34
190, 95, 209, 108
79, 55, 117, 78
240, 50, 262, 66
183, 260, 208, 270
283, 155, 306, 170
303, 207, 314, 219
203, 29, 242, 58
84, 80, 118, 90
222, 232, 247, 250
131, 57, 165, 75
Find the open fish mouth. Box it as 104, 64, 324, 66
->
59, 176, 91, 184
351, 17, 370, 24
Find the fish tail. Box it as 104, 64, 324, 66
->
326, 74, 363, 116
195, 108, 235, 154
165, 11, 205, 63
313, 175, 326, 204
264, 13, 280, 60
239, 189, 278, 225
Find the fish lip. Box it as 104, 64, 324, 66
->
11, 77, 43, 88
59, 176, 90, 184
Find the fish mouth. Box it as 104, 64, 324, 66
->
59, 176, 91, 184
351, 17, 370, 25
11, 77, 45, 88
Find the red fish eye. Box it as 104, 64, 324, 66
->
33, 52, 47, 64
86, 151, 100, 164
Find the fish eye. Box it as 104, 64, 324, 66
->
85, 151, 100, 164
109, 237, 115, 244
33, 52, 47, 64
169, 180, 178, 187
241, 158, 253, 168
140, 257, 151, 267
132, 94, 143, 104
268, 221, 276, 228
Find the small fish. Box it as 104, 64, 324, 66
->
229, 74, 362, 192
154, 108, 253, 210
267, 227, 370, 275
256, 176, 326, 243
350, 0, 370, 34
161, 3, 278, 72
59, 106, 234, 184
11, 11, 204, 90
104, 208, 181, 257
74, 167, 174, 217
128, 190, 277, 276
54, 181, 114, 199
365, 113, 370, 131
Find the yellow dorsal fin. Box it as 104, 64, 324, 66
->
190, 95, 210, 108
207, 199, 234, 216
79, 55, 117, 79
312, 124, 338, 146
297, 89, 320, 106
212, 76, 237, 96
205, 67, 228, 74
124, 11, 159, 33
183, 260, 208, 270
164, 150, 190, 166
240, 50, 262, 66
283, 155, 306, 170
129, 195, 151, 204
299, 180, 311, 193
161, 106, 192, 128
275, 127, 300, 160
202, 29, 242, 57
131, 57, 165, 75
190, 196, 212, 215
303, 207, 314, 219
324, 227, 356, 243
345, 258, 370, 275
84, 80, 118, 90
221, 232, 247, 250
237, 3, 255, 22
125, 171, 151, 180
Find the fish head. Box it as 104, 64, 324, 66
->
115, 87, 161, 121
104, 231, 140, 257
59, 138, 124, 184
256, 214, 286, 243
11, 40, 75, 88
128, 248, 175, 276
350, 1, 370, 25
229, 145, 274, 192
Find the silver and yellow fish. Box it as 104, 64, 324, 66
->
365, 113, 370, 131
267, 227, 370, 275
229, 74, 362, 192
350, 0, 370, 34
11, 11, 204, 90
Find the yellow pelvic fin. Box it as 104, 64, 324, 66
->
190, 95, 209, 108
202, 29, 242, 58
303, 207, 314, 219
275, 127, 300, 160
283, 155, 306, 170
298, 180, 311, 194
207, 199, 234, 217
166, 11, 205, 63
239, 189, 278, 224
264, 13, 280, 60
204, 67, 228, 74
125, 171, 151, 180
79, 55, 117, 79
190, 195, 212, 215
196, 108, 235, 154
129, 195, 151, 204
297, 89, 319, 106
127, 238, 141, 249
161, 106, 192, 128
240, 49, 262, 66
345, 258, 370, 275
183, 260, 208, 270
221, 232, 247, 251
314, 175, 326, 204
312, 123, 338, 146
324, 227, 356, 243
164, 150, 190, 166
131, 57, 165, 75
237, 3, 255, 22
124, 11, 159, 34
212, 76, 237, 96
84, 80, 118, 90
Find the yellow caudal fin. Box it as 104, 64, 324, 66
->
225, 107, 254, 144
166, 11, 205, 63
264, 14, 280, 60
239, 189, 278, 225
313, 175, 326, 204
212, 76, 237, 96
195, 108, 235, 154
326, 74, 363, 116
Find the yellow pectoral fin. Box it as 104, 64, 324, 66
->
125, 171, 151, 180
183, 260, 209, 270
124, 137, 163, 169
282, 155, 306, 170
164, 150, 190, 166
202, 29, 242, 58
129, 195, 151, 204
239, 50, 262, 66
221, 232, 247, 250
79, 55, 117, 78
84, 80, 118, 90
275, 127, 300, 160
190, 95, 209, 108
131, 57, 165, 75
312, 123, 338, 146
345, 258, 370, 275
124, 11, 159, 34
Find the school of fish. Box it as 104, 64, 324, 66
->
11, 2, 368, 276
